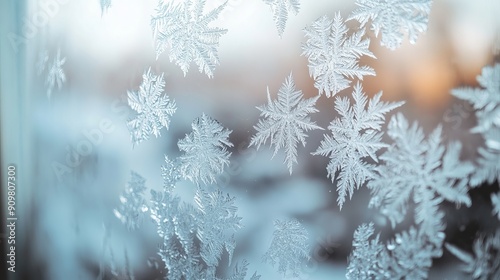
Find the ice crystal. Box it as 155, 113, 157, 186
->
150, 168, 245, 279
178, 113, 233, 185
262, 219, 310, 278
151, 0, 227, 78
302, 13, 375, 97
127, 67, 176, 146
483, 127, 500, 151
250, 73, 322, 174
368, 113, 474, 229
346, 223, 387, 280
346, 113, 474, 279
262, 0, 300, 37
470, 146, 500, 187
113, 171, 148, 230
349, 0, 433, 50
452, 64, 500, 187
129, 108, 234, 272
452, 64, 500, 133
313, 83, 403, 208
347, 222, 444, 280
195, 187, 242, 270
151, 150, 242, 278
385, 226, 444, 279
150, 189, 204, 280
446, 229, 500, 280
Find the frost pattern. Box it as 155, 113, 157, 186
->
471, 146, 500, 187
151, 0, 227, 78
178, 113, 233, 185
346, 223, 386, 280
262, 0, 300, 37
113, 171, 148, 230
302, 13, 375, 97
262, 219, 310, 278
250, 73, 322, 174
127, 67, 177, 146
348, 113, 476, 280
205, 0, 243, 21
445, 229, 500, 280
368, 113, 474, 231
119, 121, 233, 277
347, 222, 444, 280
150, 189, 204, 280
150, 157, 258, 280
313, 83, 403, 208
195, 187, 242, 270
452, 64, 500, 187
451, 64, 500, 133
483, 128, 500, 152
349, 0, 433, 50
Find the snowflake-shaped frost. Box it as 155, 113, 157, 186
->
250, 73, 322, 174
113, 171, 148, 230
127, 67, 176, 146
385, 226, 444, 279
347, 116, 465, 280
348, 0, 433, 50
302, 13, 375, 97
262, 0, 300, 37
446, 229, 500, 280
313, 83, 403, 209
483, 127, 500, 152
45, 48, 66, 99
368, 113, 474, 229
262, 219, 310, 278
143, 138, 244, 279
151, 0, 227, 78
452, 64, 500, 187
347, 222, 444, 280
452, 64, 500, 133
195, 187, 242, 270
151, 183, 245, 279
150, 190, 205, 280
346, 223, 388, 280
470, 146, 500, 187
178, 113, 233, 185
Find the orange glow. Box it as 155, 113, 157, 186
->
407, 54, 457, 109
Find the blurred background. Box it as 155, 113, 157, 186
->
1, 0, 500, 279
